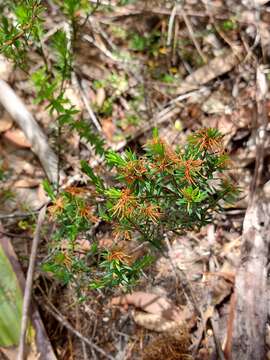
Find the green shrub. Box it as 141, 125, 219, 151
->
43, 128, 238, 291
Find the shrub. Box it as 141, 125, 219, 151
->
43, 127, 238, 292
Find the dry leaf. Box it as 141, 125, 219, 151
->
0, 113, 13, 133
3, 128, 31, 148
102, 118, 115, 141
253, 0, 269, 5
202, 92, 231, 115
37, 184, 49, 204
13, 179, 40, 188
111, 291, 182, 322
14, 187, 45, 210
176, 48, 243, 95
64, 86, 83, 109
133, 311, 181, 332
96, 87, 106, 108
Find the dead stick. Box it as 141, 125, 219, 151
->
17, 204, 47, 360
179, 6, 207, 63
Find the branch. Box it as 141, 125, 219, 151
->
17, 204, 47, 360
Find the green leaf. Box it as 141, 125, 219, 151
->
106, 150, 127, 167
152, 127, 159, 138
80, 160, 104, 190
42, 179, 56, 200
71, 120, 105, 155
0, 245, 23, 346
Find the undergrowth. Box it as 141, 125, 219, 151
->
0, 0, 239, 296
43, 127, 238, 293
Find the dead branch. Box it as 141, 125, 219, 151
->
17, 204, 47, 360
230, 67, 269, 360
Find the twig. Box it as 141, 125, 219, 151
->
72, 73, 102, 132
169, 87, 208, 105
42, 302, 114, 360
87, 15, 116, 51
94, 3, 228, 19
0, 230, 32, 239
83, 34, 124, 64
17, 204, 47, 360
179, 5, 207, 63
167, 4, 177, 46
81, 340, 89, 360
89, 0, 113, 4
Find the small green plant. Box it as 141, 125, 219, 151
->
128, 31, 161, 55
43, 127, 238, 291
220, 18, 237, 31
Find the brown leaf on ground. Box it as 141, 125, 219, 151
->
132, 302, 195, 332
13, 179, 40, 188
0, 113, 13, 133
96, 87, 106, 108
0, 55, 13, 81
102, 118, 116, 141
3, 128, 31, 148
133, 311, 181, 332
110, 291, 182, 322
176, 48, 243, 95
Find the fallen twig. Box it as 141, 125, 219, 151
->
17, 204, 47, 360
179, 5, 207, 63
72, 72, 102, 132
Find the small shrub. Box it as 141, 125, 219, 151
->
44, 127, 238, 292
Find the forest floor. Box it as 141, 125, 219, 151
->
1, 1, 270, 359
